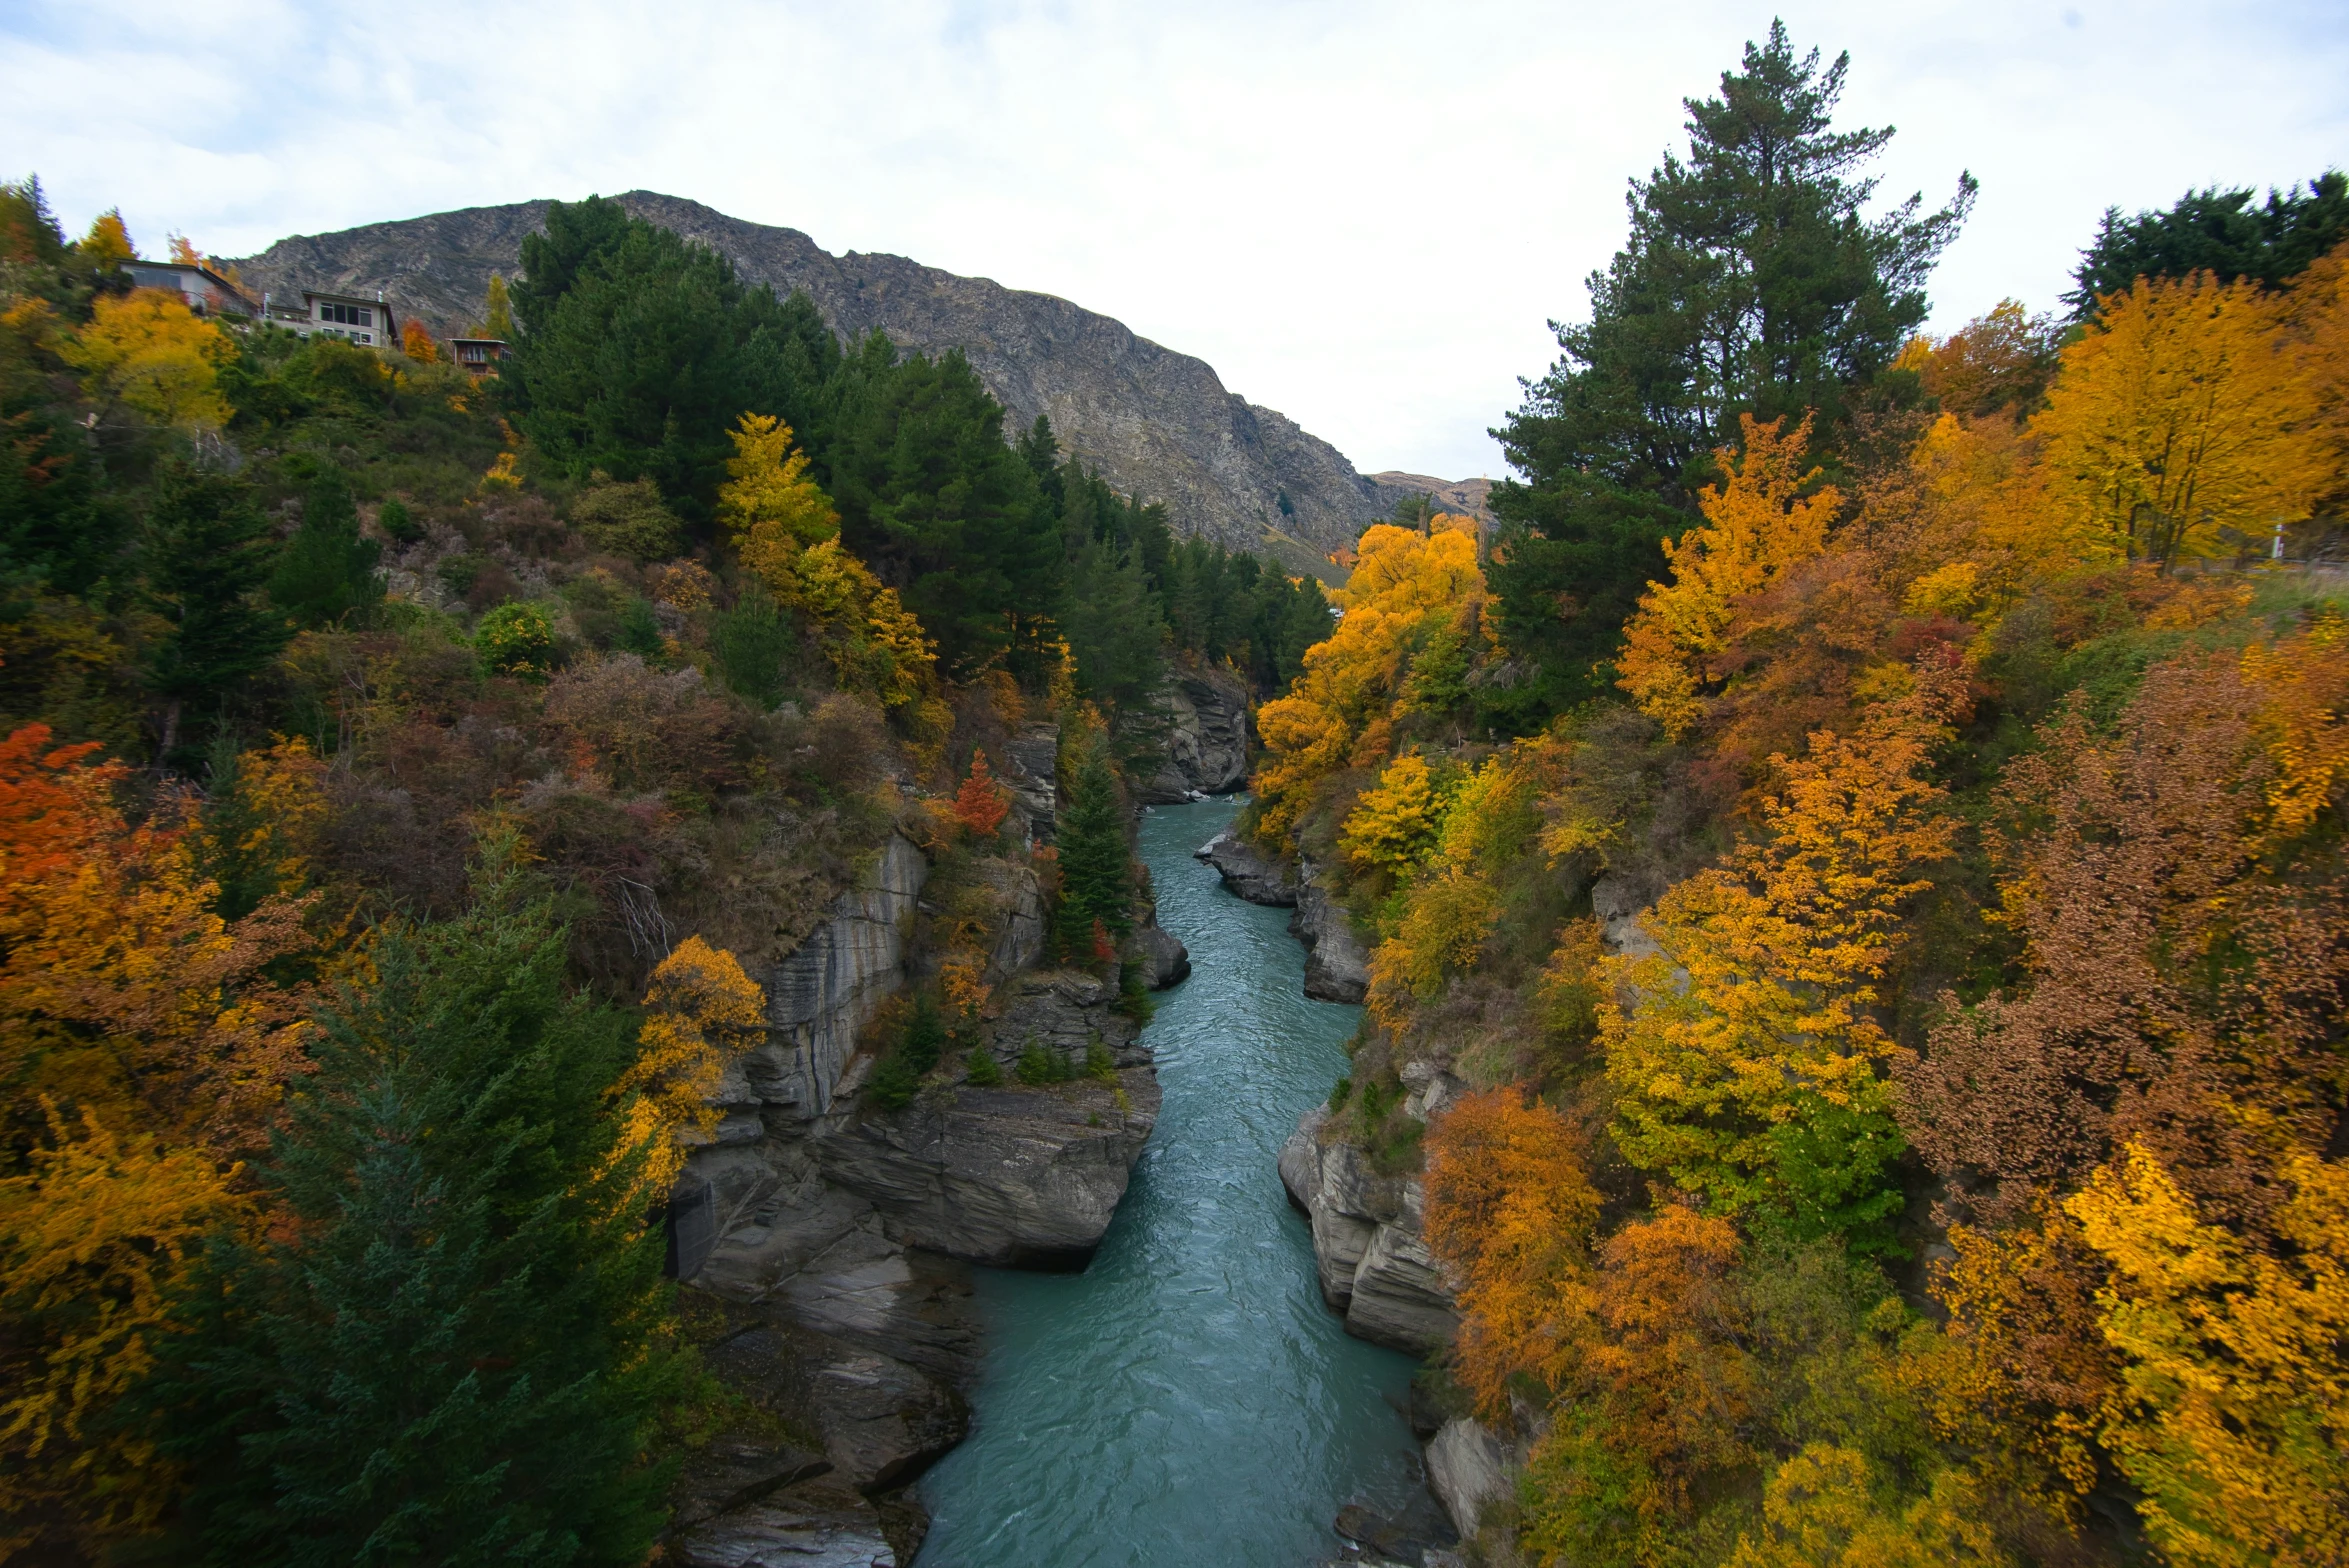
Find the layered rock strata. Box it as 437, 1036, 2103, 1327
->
1291, 854, 1371, 1004
1278, 1106, 1458, 1357
1195, 823, 1297, 906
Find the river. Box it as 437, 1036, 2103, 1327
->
912, 797, 1423, 1567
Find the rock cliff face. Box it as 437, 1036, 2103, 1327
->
1278, 1107, 1458, 1357
230, 192, 1424, 554
718, 836, 929, 1123
1290, 855, 1371, 1005
1133, 667, 1252, 804
671, 833, 1164, 1560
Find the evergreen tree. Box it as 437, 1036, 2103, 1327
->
141, 461, 288, 758
160, 835, 685, 1567
1051, 739, 1132, 959
1060, 535, 1168, 718
1488, 21, 1972, 718
825, 341, 1063, 671
2068, 170, 2349, 315
267, 465, 381, 628
505, 197, 839, 526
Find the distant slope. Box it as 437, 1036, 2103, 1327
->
232, 192, 1422, 555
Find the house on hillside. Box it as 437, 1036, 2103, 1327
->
260, 289, 399, 348
120, 259, 256, 319
450, 337, 507, 376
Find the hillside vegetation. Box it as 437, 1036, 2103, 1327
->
0, 185, 1318, 1563
1257, 24, 2349, 1568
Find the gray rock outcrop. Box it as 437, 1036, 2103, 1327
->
821, 1072, 1159, 1269
1279, 1107, 1458, 1357
231, 192, 1431, 555
1292, 856, 1371, 1004
1425, 1418, 1514, 1540
1195, 824, 1297, 906
1134, 667, 1252, 803
1135, 918, 1191, 989
722, 835, 927, 1121
1000, 722, 1060, 845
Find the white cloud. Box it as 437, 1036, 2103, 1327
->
7, 0, 2343, 479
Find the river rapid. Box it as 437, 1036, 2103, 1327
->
913, 797, 1423, 1567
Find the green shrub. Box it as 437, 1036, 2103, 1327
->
868, 1053, 919, 1110
1015, 1039, 1071, 1086
964, 1048, 1003, 1087
712, 587, 793, 707
378, 497, 424, 543
1328, 1076, 1353, 1112
1084, 1035, 1116, 1082
475, 601, 556, 680
571, 477, 682, 561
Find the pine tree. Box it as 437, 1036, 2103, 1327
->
1052, 740, 1132, 960
140, 462, 288, 758
267, 465, 381, 629
1489, 21, 1973, 718
161, 833, 686, 1567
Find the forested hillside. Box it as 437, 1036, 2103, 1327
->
1257, 23, 2349, 1567
0, 185, 1322, 1563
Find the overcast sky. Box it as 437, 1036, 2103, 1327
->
6, 0, 2343, 480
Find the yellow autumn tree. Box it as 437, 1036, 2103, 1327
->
2065, 1144, 2349, 1568
718, 412, 840, 596
2035, 270, 2326, 566
1253, 521, 1484, 842
1726, 1445, 2011, 1568
77, 210, 134, 266
1603, 666, 1956, 1225
1338, 752, 1450, 877
1617, 414, 1839, 737
61, 289, 235, 430
2239, 611, 2349, 841
609, 936, 766, 1207
793, 537, 943, 725
0, 1104, 247, 1548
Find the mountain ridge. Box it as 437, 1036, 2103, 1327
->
231, 192, 1427, 560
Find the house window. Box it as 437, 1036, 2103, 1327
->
318, 302, 376, 327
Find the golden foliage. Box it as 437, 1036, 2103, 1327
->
718, 413, 840, 595
610, 936, 766, 1206
2065, 1144, 2349, 1568
60, 288, 234, 429
1603, 671, 1956, 1205
2035, 271, 2326, 565
2240, 612, 2349, 840
1617, 414, 1838, 737
1338, 753, 1449, 877
1726, 1445, 2011, 1568
0, 1102, 246, 1546
794, 538, 939, 716
399, 318, 440, 362
77, 210, 133, 267
1253, 523, 1484, 843
1422, 1089, 1601, 1415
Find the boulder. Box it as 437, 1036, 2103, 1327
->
673, 1474, 900, 1568
982, 969, 1143, 1068
1283, 1105, 1460, 1354
981, 861, 1047, 983
820, 1074, 1161, 1268
1196, 824, 1297, 906
1135, 917, 1191, 989
1425, 1418, 1514, 1540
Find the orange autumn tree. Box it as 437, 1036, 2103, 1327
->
0, 725, 317, 1550
1253, 519, 1484, 843
953, 750, 1011, 838
399, 317, 440, 362
1423, 1089, 1601, 1413
1616, 413, 1839, 737
60, 289, 235, 430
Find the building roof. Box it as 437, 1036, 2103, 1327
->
120, 259, 256, 313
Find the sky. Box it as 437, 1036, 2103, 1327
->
6, 0, 2344, 481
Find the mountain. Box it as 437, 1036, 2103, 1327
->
231, 192, 1424, 561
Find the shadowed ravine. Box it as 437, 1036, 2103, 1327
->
913, 798, 1421, 1567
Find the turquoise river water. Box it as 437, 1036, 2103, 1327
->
913, 797, 1422, 1567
